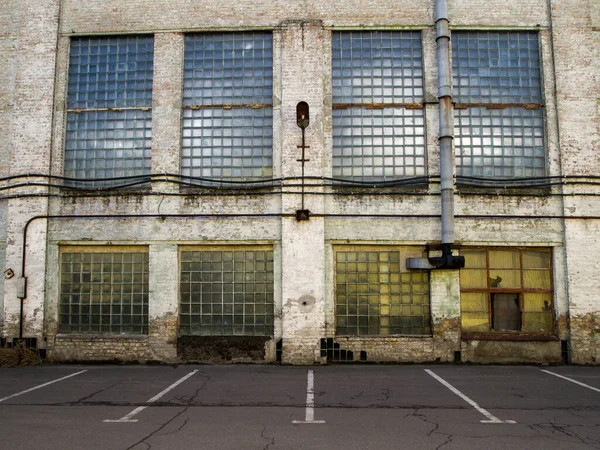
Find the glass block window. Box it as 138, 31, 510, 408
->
59, 249, 149, 334
179, 248, 274, 336
182, 33, 273, 179
332, 31, 426, 181
460, 248, 554, 334
65, 36, 154, 186
452, 32, 545, 178
454, 107, 545, 177
335, 249, 431, 335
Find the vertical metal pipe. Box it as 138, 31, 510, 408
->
436, 0, 455, 251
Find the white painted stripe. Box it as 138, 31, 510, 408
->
104, 370, 198, 423
292, 369, 325, 424
0, 370, 87, 403
541, 369, 600, 393
424, 369, 516, 424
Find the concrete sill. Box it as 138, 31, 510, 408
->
55, 334, 148, 341
462, 333, 559, 341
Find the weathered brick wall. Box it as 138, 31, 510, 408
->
1, 0, 598, 364
552, 0, 600, 364
49, 336, 155, 362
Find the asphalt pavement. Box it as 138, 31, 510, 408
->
0, 364, 599, 449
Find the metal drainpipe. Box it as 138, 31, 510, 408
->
437, 0, 454, 256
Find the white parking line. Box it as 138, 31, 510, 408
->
104, 370, 198, 423
292, 369, 325, 424
0, 370, 88, 403
424, 369, 516, 424
541, 369, 600, 393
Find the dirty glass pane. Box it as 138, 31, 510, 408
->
522, 250, 551, 269
461, 292, 487, 312
461, 250, 486, 268
66, 36, 154, 187
460, 269, 487, 289
523, 293, 553, 332
332, 31, 425, 182
461, 312, 489, 332
182, 33, 273, 180
59, 251, 149, 334
335, 250, 430, 336
179, 249, 274, 336
523, 269, 552, 289
489, 250, 520, 269
332, 108, 426, 181
487, 269, 520, 288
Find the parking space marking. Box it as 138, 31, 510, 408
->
541, 369, 600, 393
0, 370, 88, 404
424, 369, 516, 424
292, 369, 325, 424
103, 369, 198, 423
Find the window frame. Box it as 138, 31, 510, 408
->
459, 247, 556, 340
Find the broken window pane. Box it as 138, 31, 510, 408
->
492, 293, 521, 331
460, 248, 553, 335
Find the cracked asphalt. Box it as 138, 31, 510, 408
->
0, 365, 599, 449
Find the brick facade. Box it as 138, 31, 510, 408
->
1, 0, 598, 364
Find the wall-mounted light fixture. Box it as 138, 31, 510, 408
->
4, 268, 14, 279
296, 102, 311, 221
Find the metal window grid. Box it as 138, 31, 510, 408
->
455, 107, 545, 177
182, 33, 273, 179
335, 250, 431, 336
59, 251, 149, 334
332, 31, 425, 181
179, 249, 275, 336
65, 36, 154, 186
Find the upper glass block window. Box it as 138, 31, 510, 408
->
182, 33, 273, 180
332, 31, 426, 182
452, 32, 541, 104
65, 36, 154, 187
68, 37, 154, 109
332, 31, 423, 104
452, 32, 545, 178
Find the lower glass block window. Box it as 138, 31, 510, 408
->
460, 248, 554, 334
59, 249, 149, 334
335, 248, 431, 336
179, 248, 274, 336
